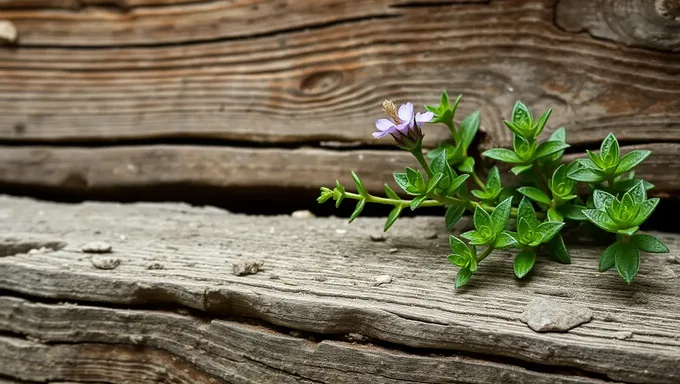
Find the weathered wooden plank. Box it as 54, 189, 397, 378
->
0, 0, 677, 148
0, 143, 676, 195
0, 299, 613, 384
556, 0, 680, 51
0, 196, 678, 383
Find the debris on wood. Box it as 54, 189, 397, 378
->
373, 274, 392, 286
291, 210, 315, 219
614, 331, 633, 340
314, 275, 327, 282
27, 247, 53, 255
81, 241, 112, 254
667, 255, 679, 264
269, 273, 280, 280
520, 298, 593, 332
423, 232, 438, 240
388, 248, 398, 254
147, 262, 164, 270
232, 260, 264, 276
345, 333, 369, 343
369, 232, 386, 242
90, 255, 120, 270
0, 21, 17, 43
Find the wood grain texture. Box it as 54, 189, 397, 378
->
0, 0, 677, 149
0, 196, 678, 383
0, 145, 417, 194
0, 299, 613, 384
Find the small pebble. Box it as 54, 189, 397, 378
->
291, 210, 315, 219
232, 260, 264, 276
520, 298, 592, 332
335, 229, 347, 235
614, 331, 633, 340
269, 274, 280, 280
388, 248, 398, 254
373, 274, 392, 286
370, 233, 386, 242
81, 241, 112, 254
314, 275, 327, 282
27, 247, 52, 255
345, 333, 369, 343
0, 20, 17, 43
423, 232, 438, 240
147, 262, 164, 270
91, 255, 120, 270
667, 255, 679, 264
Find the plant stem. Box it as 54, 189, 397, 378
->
476, 245, 496, 262
471, 171, 486, 190
343, 192, 444, 208
607, 178, 616, 193
411, 148, 433, 178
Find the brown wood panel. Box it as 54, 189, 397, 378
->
0, 197, 679, 382
0, 0, 677, 149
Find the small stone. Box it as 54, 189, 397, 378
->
291, 210, 315, 219
28, 247, 51, 255
660, 266, 677, 279
370, 233, 386, 242
147, 262, 164, 270
667, 255, 679, 264
283, 280, 299, 286
632, 292, 649, 305
269, 274, 280, 280
314, 275, 327, 282
373, 274, 392, 286
345, 333, 369, 343
0, 21, 18, 43
232, 260, 264, 276
519, 298, 593, 332
91, 255, 120, 270
388, 248, 398, 254
81, 241, 112, 254
335, 229, 347, 235
614, 331, 633, 340
129, 335, 144, 344
423, 232, 438, 240
602, 313, 618, 322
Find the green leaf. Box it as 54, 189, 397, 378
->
384, 184, 400, 200
537, 221, 564, 243
334, 180, 345, 208
351, 171, 368, 197
394, 173, 410, 193
616, 150, 651, 174
482, 148, 522, 163
460, 110, 481, 150
549, 164, 574, 196
599, 243, 619, 272
517, 217, 534, 244
514, 249, 536, 279
511, 164, 534, 176
449, 235, 472, 257
583, 209, 618, 232
430, 151, 449, 176
458, 157, 475, 173
455, 267, 473, 289
445, 205, 466, 230
547, 207, 564, 222
317, 187, 333, 203
446, 174, 470, 195
532, 141, 571, 161
410, 195, 428, 211
549, 127, 566, 142
512, 101, 532, 129
491, 197, 513, 235
600, 133, 620, 166
426, 173, 444, 195
473, 206, 493, 233
513, 134, 534, 160
593, 189, 615, 210
560, 205, 587, 221
627, 181, 647, 205
518, 197, 538, 228
546, 234, 571, 264
494, 232, 518, 249
486, 166, 501, 193
448, 254, 468, 268
533, 109, 552, 138
384, 205, 402, 232
630, 234, 669, 253
517, 187, 551, 205
632, 198, 659, 226
587, 150, 605, 169
615, 243, 640, 284
503, 120, 524, 138
568, 168, 605, 183
617, 226, 639, 236
461, 230, 492, 246
349, 198, 365, 223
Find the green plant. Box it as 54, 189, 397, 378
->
317, 92, 668, 287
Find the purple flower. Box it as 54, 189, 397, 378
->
373, 101, 433, 150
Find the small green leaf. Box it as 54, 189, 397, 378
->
560, 205, 587, 221
587, 150, 605, 169
430, 151, 449, 176
593, 189, 615, 210
615, 242, 639, 284
511, 164, 534, 176
537, 221, 565, 243
546, 234, 571, 264
445, 205, 466, 230
446, 174, 470, 195
351, 171, 368, 197
473, 205, 493, 233
617, 226, 639, 236
394, 172, 410, 193
448, 254, 468, 268
449, 235, 472, 257
568, 168, 605, 183
632, 198, 659, 226
547, 207, 564, 222
384, 184, 400, 200
349, 198, 365, 223
334, 180, 345, 208
486, 166, 502, 193
426, 173, 444, 195
518, 197, 539, 228
549, 127, 566, 142
410, 195, 428, 211
532, 141, 570, 161
600, 133, 620, 166
627, 181, 647, 205
317, 187, 333, 203
455, 267, 473, 289
517, 217, 533, 244
491, 197, 513, 235
514, 249, 536, 279
458, 157, 475, 173
512, 101, 532, 129
482, 148, 522, 163
616, 150, 651, 174
494, 232, 518, 249
384, 205, 402, 231
503, 120, 524, 138
583, 209, 618, 232
517, 187, 551, 205
599, 243, 619, 272
533, 109, 552, 138
461, 230, 492, 245
460, 110, 481, 150
630, 234, 669, 253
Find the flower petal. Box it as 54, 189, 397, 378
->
398, 102, 414, 123
375, 118, 395, 132
395, 122, 411, 134
415, 111, 434, 128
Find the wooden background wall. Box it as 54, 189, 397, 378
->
0, 0, 678, 210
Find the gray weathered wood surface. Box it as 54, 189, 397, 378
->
0, 196, 679, 383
